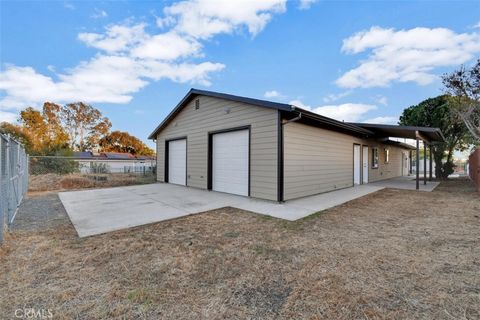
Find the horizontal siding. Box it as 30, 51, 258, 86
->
156, 95, 278, 201
283, 122, 410, 200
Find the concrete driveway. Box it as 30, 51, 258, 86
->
59, 183, 383, 237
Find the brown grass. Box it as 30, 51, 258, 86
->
1, 179, 479, 319
29, 173, 155, 192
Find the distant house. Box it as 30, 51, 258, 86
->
72, 152, 155, 174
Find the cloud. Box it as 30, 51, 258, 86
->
1, 0, 290, 111
374, 95, 388, 106
472, 21, 480, 29
0, 110, 17, 123
290, 99, 377, 122
336, 26, 480, 88
264, 90, 282, 98
91, 8, 108, 19
298, 0, 318, 10
163, 0, 287, 39
322, 90, 352, 103
362, 116, 398, 124
64, 1, 75, 10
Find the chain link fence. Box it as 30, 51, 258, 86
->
28, 156, 156, 192
1, 134, 29, 243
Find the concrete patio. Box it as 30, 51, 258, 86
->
59, 183, 384, 237
370, 176, 439, 192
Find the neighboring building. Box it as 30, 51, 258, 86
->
72, 152, 156, 174
149, 89, 444, 201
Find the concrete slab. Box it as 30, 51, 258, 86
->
59, 183, 383, 237
370, 176, 439, 192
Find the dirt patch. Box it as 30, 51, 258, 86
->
1, 178, 479, 319
29, 173, 156, 192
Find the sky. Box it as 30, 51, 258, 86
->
1, 0, 479, 148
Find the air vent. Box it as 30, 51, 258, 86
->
194, 99, 200, 110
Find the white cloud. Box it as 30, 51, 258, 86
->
312, 103, 377, 122
290, 99, 377, 122
91, 8, 108, 19
1, 0, 292, 111
362, 116, 398, 124
264, 90, 282, 98
64, 2, 75, 10
322, 90, 352, 103
298, 0, 318, 10
163, 0, 287, 39
472, 21, 480, 29
0, 110, 17, 123
336, 26, 480, 88
374, 95, 388, 106
78, 23, 147, 53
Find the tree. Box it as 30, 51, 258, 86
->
59, 102, 112, 151
399, 95, 471, 179
442, 59, 480, 142
1, 103, 70, 155
98, 131, 155, 156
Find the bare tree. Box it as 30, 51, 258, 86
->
442, 59, 480, 142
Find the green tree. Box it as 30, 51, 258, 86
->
98, 130, 155, 156
442, 59, 480, 143
59, 102, 112, 151
399, 95, 471, 179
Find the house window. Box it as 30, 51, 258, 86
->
372, 147, 379, 168
384, 148, 390, 163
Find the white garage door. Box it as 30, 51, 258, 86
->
168, 139, 186, 186
212, 129, 249, 196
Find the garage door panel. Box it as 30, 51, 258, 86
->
212, 130, 249, 196
168, 139, 186, 186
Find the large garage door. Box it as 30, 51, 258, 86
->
168, 139, 186, 185
212, 129, 249, 196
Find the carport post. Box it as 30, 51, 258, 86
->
429, 145, 433, 181
423, 141, 427, 185
416, 139, 419, 190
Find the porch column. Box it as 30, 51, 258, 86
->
416, 139, 419, 190
409, 150, 413, 174
423, 141, 427, 185
429, 145, 433, 181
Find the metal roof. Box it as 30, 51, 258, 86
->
148, 89, 373, 139
148, 89, 444, 142
350, 123, 445, 143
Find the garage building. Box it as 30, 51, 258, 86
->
149, 89, 443, 202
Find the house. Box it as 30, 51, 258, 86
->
72, 152, 156, 174
149, 89, 444, 201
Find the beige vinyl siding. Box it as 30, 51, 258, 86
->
156, 95, 278, 201
283, 121, 410, 200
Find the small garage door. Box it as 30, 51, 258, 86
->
212, 129, 249, 196
168, 139, 186, 185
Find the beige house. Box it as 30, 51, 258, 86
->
149, 89, 444, 202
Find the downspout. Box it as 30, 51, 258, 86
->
278, 111, 302, 203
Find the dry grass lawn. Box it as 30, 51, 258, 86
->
1, 179, 479, 319
29, 173, 156, 192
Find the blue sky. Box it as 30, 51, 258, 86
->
1, 0, 479, 148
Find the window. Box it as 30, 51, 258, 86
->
384, 148, 390, 163
372, 147, 379, 168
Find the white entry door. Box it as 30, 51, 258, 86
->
168, 139, 186, 185
353, 144, 361, 185
362, 146, 369, 184
212, 129, 249, 196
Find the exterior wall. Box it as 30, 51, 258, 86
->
156, 95, 278, 201
283, 121, 410, 200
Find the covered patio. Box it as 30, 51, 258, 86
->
353, 123, 445, 190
